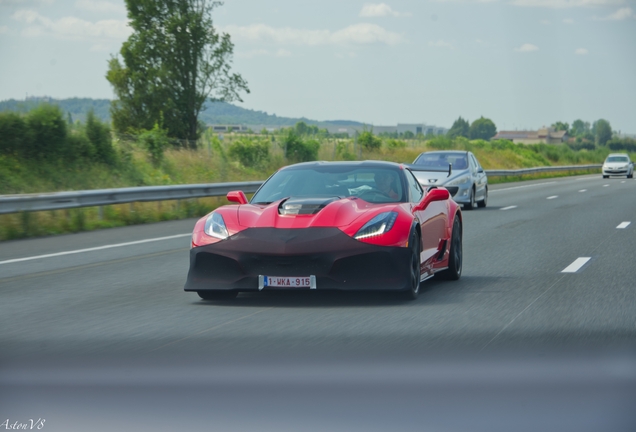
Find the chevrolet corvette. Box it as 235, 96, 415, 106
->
184, 161, 463, 300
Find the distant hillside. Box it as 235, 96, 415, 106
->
0, 97, 364, 128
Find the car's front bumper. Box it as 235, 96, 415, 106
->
603, 168, 630, 176
184, 227, 412, 292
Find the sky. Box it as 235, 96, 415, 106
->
0, 0, 635, 133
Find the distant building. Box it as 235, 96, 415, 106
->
493, 127, 568, 144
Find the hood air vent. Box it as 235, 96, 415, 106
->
279, 197, 339, 215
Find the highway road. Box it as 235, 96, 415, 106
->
1, 174, 635, 431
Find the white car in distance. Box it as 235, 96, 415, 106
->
602, 153, 634, 179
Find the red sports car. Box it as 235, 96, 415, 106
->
184, 161, 463, 300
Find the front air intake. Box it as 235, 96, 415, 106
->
279, 197, 339, 215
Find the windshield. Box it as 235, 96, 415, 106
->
605, 156, 629, 163
414, 152, 469, 170
252, 165, 405, 204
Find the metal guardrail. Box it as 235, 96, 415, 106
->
0, 181, 263, 215
0, 165, 601, 215
485, 164, 601, 177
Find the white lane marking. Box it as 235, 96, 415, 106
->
490, 181, 556, 193
547, 196, 558, 200
0, 233, 192, 265
617, 222, 631, 229
579, 189, 587, 192
621, 181, 626, 184
500, 206, 517, 211
603, 184, 609, 187
561, 257, 591, 273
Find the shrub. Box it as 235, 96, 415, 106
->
0, 112, 32, 157
86, 109, 116, 165
357, 130, 381, 150
139, 123, 170, 166
26, 104, 68, 160
386, 139, 406, 149
282, 130, 319, 162
228, 138, 270, 167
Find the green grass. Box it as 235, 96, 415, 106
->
1, 133, 630, 241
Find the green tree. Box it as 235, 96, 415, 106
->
107, 0, 249, 147
228, 137, 270, 167
551, 121, 569, 132
281, 129, 319, 162
447, 116, 470, 139
593, 119, 612, 146
570, 119, 590, 137
469, 117, 497, 140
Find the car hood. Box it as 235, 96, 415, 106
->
604, 162, 630, 168
236, 196, 391, 229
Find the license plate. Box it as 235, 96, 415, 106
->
259, 275, 316, 290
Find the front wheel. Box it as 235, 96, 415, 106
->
464, 186, 476, 210
401, 231, 421, 300
197, 291, 238, 300
438, 214, 462, 281
603, 175, 609, 179
477, 186, 488, 208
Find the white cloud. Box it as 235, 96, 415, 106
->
359, 3, 411, 17
223, 23, 404, 46
575, 48, 589, 54
12, 9, 131, 40
429, 39, 456, 49
75, 0, 126, 15
599, 7, 635, 19
510, 0, 625, 8
514, 43, 539, 52
563, 18, 575, 23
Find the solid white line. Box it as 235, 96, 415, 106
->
0, 233, 192, 265
617, 222, 631, 229
500, 206, 517, 211
490, 181, 557, 193
579, 189, 587, 192
547, 196, 558, 200
561, 257, 591, 273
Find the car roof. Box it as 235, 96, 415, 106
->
607, 153, 629, 157
281, 160, 404, 170
417, 150, 469, 155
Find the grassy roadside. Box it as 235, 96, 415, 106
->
0, 133, 627, 241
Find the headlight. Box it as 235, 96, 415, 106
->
446, 176, 470, 187
204, 213, 229, 239
354, 212, 398, 240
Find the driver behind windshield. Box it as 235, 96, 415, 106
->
374, 171, 399, 200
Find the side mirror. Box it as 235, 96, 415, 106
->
478, 168, 484, 173
414, 188, 450, 212
227, 190, 248, 204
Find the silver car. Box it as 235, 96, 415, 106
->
409, 151, 488, 210
602, 153, 634, 179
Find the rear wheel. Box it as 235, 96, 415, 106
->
438, 215, 462, 281
628, 172, 633, 179
477, 186, 488, 208
197, 291, 238, 300
401, 231, 421, 300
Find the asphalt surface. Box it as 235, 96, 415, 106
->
1, 174, 635, 431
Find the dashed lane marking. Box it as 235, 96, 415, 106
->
0, 233, 192, 265
617, 222, 631, 229
579, 189, 587, 192
561, 257, 591, 273
500, 206, 517, 211
547, 196, 558, 200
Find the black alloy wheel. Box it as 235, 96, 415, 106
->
438, 215, 462, 280
402, 231, 421, 300
197, 290, 238, 300
477, 186, 488, 208
464, 186, 476, 210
